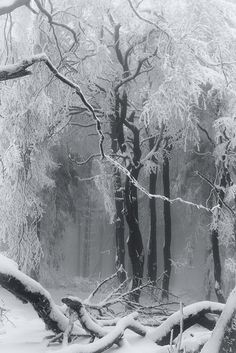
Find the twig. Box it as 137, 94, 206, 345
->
69, 153, 100, 166
127, 0, 168, 37
34, 0, 78, 44
195, 171, 235, 215
197, 123, 215, 147
85, 266, 124, 304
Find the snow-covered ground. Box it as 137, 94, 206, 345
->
0, 286, 160, 353
0, 286, 213, 353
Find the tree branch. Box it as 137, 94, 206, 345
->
0, 54, 105, 158
105, 154, 219, 213
0, 0, 30, 16
34, 0, 78, 44
127, 0, 169, 38
197, 123, 215, 147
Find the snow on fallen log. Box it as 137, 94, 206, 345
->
50, 312, 145, 353
62, 297, 109, 338
201, 286, 236, 353
62, 296, 147, 338
0, 254, 84, 335
148, 301, 224, 345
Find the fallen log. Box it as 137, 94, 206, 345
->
62, 297, 108, 338
48, 312, 144, 353
148, 301, 224, 345
0, 254, 83, 335
62, 296, 147, 338
201, 286, 236, 353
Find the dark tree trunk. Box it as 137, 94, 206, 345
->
114, 169, 125, 281
162, 153, 172, 300
147, 138, 157, 284
125, 166, 144, 302
211, 228, 225, 303
110, 119, 126, 282
211, 169, 229, 304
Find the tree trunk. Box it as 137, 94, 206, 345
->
0, 254, 84, 335
125, 166, 144, 302
110, 119, 126, 282
211, 170, 229, 304
162, 153, 172, 300
211, 228, 225, 303
147, 136, 158, 284
114, 169, 126, 281
83, 190, 91, 278
147, 170, 157, 284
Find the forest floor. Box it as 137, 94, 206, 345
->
0, 285, 209, 353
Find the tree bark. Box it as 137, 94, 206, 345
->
162, 152, 172, 300
110, 118, 126, 282
147, 137, 158, 284
125, 166, 144, 302
211, 170, 229, 304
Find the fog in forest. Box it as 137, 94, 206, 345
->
0, 1, 236, 352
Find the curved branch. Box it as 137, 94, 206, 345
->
34, 0, 78, 44
0, 254, 84, 335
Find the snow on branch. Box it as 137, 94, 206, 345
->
63, 296, 147, 338
62, 297, 109, 339
50, 312, 144, 353
105, 155, 219, 213
201, 286, 236, 353
148, 301, 224, 346
0, 54, 105, 158
0, 254, 84, 335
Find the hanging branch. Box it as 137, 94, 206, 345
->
0, 54, 105, 158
